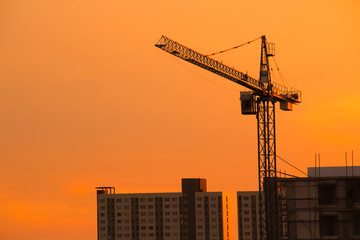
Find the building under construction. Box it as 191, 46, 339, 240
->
277, 166, 360, 240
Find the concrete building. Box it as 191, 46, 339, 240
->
278, 166, 360, 240
237, 191, 260, 240
96, 178, 231, 240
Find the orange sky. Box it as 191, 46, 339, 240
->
1, 0, 360, 239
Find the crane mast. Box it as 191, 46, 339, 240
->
155, 35, 301, 240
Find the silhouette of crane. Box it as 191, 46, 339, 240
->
155, 35, 301, 240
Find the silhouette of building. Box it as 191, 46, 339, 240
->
96, 178, 231, 240
237, 191, 260, 240
236, 166, 360, 240
278, 166, 360, 240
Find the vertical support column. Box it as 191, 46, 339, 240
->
257, 99, 279, 240
257, 99, 267, 240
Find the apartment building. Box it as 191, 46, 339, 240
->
237, 191, 260, 240
96, 178, 231, 240
195, 192, 231, 240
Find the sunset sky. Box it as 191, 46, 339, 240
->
1, 0, 360, 239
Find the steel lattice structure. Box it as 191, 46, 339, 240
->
257, 99, 278, 240
155, 35, 301, 240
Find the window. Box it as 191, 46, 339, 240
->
148, 198, 153, 202
149, 226, 154, 230
164, 198, 170, 201
165, 233, 171, 237
197, 197, 202, 201
318, 184, 336, 205
244, 196, 249, 200
244, 218, 250, 222
164, 204, 170, 208
141, 226, 146, 230
116, 199, 121, 203
117, 213, 121, 217
244, 211, 249, 215
117, 220, 122, 224
320, 215, 338, 236
244, 203, 249, 207
172, 197, 178, 201
165, 225, 171, 230
100, 199, 105, 203
140, 205, 146, 209
353, 213, 360, 235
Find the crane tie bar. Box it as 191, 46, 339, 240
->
205, 37, 261, 57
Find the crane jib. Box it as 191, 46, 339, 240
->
155, 35, 301, 104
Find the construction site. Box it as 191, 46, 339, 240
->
154, 35, 360, 240
95, 35, 360, 240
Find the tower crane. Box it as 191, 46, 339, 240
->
155, 35, 301, 240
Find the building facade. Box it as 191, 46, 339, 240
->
96, 178, 231, 240
237, 191, 260, 240
195, 192, 231, 240
278, 166, 360, 240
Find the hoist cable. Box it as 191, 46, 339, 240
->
168, 55, 240, 92
277, 155, 309, 177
